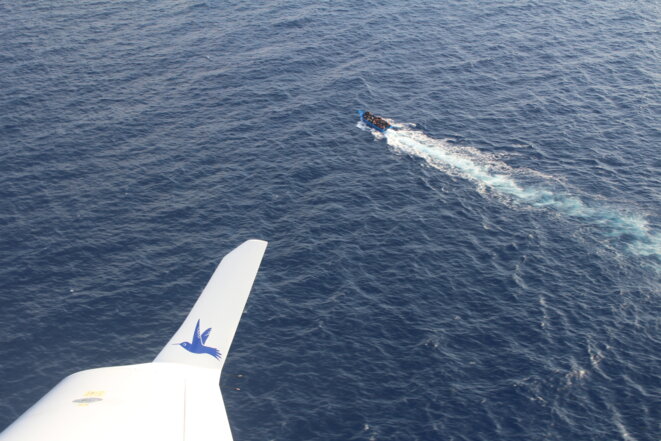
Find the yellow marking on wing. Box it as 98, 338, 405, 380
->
83, 390, 105, 397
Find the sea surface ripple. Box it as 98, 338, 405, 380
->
0, 1, 659, 440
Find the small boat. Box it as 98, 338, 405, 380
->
357, 110, 391, 132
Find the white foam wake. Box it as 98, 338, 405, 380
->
374, 123, 660, 260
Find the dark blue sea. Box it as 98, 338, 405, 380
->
1, 1, 659, 440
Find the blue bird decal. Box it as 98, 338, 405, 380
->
176, 319, 222, 360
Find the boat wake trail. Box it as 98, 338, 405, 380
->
371, 122, 661, 261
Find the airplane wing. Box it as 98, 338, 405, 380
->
154, 239, 267, 372
0, 239, 268, 441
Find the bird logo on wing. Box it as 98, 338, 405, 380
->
176, 319, 222, 360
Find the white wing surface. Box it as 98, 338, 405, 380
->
154, 239, 268, 373
0, 239, 268, 441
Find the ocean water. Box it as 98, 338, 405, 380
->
0, 0, 659, 440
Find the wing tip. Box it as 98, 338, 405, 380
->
153, 239, 268, 369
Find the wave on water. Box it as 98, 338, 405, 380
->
360, 121, 661, 261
